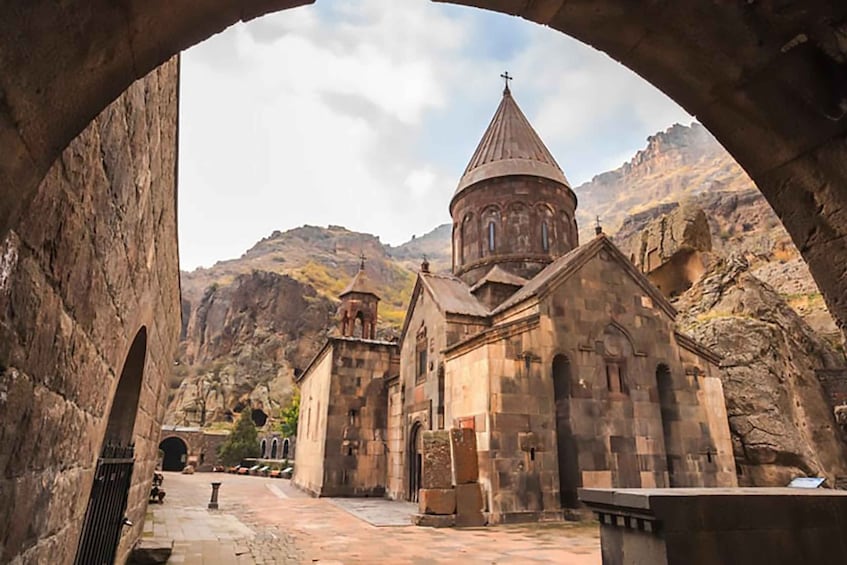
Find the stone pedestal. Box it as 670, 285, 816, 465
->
419, 488, 456, 515
455, 483, 486, 527
579, 487, 847, 565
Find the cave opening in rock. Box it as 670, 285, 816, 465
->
251, 408, 268, 428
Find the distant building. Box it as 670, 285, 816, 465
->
294, 81, 736, 523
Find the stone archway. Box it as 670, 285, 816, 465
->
103, 328, 148, 446
1, 1, 846, 336
159, 437, 189, 472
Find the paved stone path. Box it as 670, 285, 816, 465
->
142, 472, 600, 564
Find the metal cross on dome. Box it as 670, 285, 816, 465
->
500, 71, 513, 93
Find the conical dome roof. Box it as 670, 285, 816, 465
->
454, 86, 570, 199
340, 263, 379, 299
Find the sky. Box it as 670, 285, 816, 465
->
178, 0, 692, 270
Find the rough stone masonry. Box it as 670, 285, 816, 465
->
0, 59, 180, 564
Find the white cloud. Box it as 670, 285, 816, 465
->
178, 0, 695, 270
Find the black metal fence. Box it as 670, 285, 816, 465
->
74, 443, 135, 565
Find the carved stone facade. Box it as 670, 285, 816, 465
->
295, 86, 736, 523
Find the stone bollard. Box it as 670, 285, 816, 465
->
208, 482, 222, 509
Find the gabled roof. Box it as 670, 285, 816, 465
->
421, 272, 490, 317
453, 87, 570, 199
400, 271, 489, 342
491, 234, 678, 319
470, 265, 528, 292
339, 266, 379, 299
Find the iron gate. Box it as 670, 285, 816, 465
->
74, 443, 135, 565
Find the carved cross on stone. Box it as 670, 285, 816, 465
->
359, 252, 366, 270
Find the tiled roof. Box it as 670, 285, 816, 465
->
420, 272, 490, 317
492, 234, 677, 319
454, 87, 570, 198
340, 267, 379, 298
470, 265, 529, 292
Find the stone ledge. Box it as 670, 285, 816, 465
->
579, 488, 847, 565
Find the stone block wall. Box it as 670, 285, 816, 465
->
386, 378, 405, 499
296, 337, 396, 497
293, 345, 333, 495
0, 58, 180, 564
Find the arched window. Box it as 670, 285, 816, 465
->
260, 439, 267, 458
542, 222, 549, 252
282, 438, 290, 460
416, 326, 428, 383
271, 438, 278, 459
488, 221, 496, 251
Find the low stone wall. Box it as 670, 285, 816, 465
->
580, 487, 847, 565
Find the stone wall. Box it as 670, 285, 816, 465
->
319, 338, 395, 496
0, 59, 180, 564
293, 345, 333, 495
159, 427, 230, 471
386, 378, 405, 499
451, 176, 578, 285
443, 244, 736, 523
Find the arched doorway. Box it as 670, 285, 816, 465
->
159, 437, 188, 472
552, 354, 580, 509
270, 438, 278, 459
282, 438, 290, 460
408, 422, 423, 503
251, 408, 268, 427
75, 327, 147, 565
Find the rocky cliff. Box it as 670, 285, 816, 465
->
167, 270, 335, 426
170, 224, 436, 425
574, 122, 751, 242
676, 256, 847, 486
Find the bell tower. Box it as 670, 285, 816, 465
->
337, 255, 379, 340
450, 75, 579, 286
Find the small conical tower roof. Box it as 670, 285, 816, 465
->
453, 83, 570, 201
339, 257, 379, 299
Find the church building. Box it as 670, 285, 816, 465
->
293, 79, 737, 523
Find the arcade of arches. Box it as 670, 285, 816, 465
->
1, 0, 847, 562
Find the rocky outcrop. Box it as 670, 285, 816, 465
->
676, 256, 847, 486
615, 203, 712, 298
167, 270, 335, 425
575, 123, 751, 241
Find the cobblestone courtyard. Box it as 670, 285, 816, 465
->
142, 472, 601, 564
